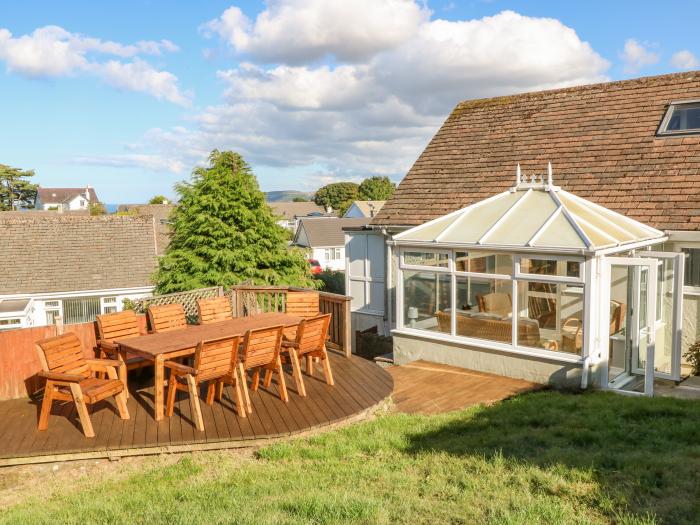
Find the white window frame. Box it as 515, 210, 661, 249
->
396, 247, 587, 363
44, 299, 63, 325
100, 296, 119, 314
657, 99, 700, 136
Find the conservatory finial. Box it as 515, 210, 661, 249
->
516, 164, 521, 185
547, 162, 553, 186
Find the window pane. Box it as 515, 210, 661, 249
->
404, 251, 449, 268
665, 103, 700, 132
454, 276, 512, 343
520, 258, 580, 278
516, 280, 584, 355
403, 271, 451, 333
455, 252, 512, 274
682, 248, 700, 287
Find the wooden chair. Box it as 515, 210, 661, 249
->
95, 310, 150, 394
196, 296, 233, 324
238, 325, 287, 414
35, 332, 129, 438
281, 314, 333, 397
164, 335, 244, 431
147, 303, 187, 333
284, 291, 321, 340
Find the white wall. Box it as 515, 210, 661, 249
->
312, 247, 345, 271
343, 203, 365, 218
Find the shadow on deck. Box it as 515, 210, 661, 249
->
0, 353, 392, 466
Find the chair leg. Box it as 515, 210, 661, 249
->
205, 383, 216, 405
186, 375, 204, 432
306, 355, 314, 376
38, 382, 54, 431
276, 358, 289, 403
233, 377, 246, 418
263, 369, 273, 388
251, 369, 260, 391
289, 350, 306, 397
115, 390, 130, 420
320, 349, 334, 386
165, 375, 177, 417
238, 363, 252, 414
216, 381, 224, 401
69, 383, 95, 438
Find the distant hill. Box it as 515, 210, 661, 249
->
265, 190, 315, 202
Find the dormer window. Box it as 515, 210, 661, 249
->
658, 100, 700, 135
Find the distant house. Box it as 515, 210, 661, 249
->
293, 217, 368, 271
0, 214, 158, 330
35, 186, 99, 211
269, 201, 326, 230
343, 200, 386, 219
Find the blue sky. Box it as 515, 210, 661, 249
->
0, 0, 698, 204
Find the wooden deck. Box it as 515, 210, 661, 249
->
0, 353, 392, 466
388, 360, 541, 414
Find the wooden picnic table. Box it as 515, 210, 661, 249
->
118, 312, 303, 421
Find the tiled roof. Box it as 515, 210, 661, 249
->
269, 201, 325, 219
372, 71, 700, 231
37, 187, 99, 204
116, 204, 175, 255
294, 217, 369, 247
0, 215, 157, 295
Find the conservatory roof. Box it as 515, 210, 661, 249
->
393, 166, 666, 254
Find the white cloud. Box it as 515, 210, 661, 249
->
203, 0, 430, 64
670, 50, 699, 70
97, 7, 610, 186
0, 25, 188, 104
620, 38, 659, 73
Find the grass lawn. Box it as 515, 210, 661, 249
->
2, 390, 700, 524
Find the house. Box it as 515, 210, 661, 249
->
347, 70, 700, 395
0, 214, 158, 330
269, 201, 326, 230
35, 186, 99, 211
293, 217, 368, 271
343, 200, 386, 219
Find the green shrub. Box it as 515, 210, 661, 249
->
315, 270, 345, 295
683, 341, 700, 375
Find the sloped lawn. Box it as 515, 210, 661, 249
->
2, 391, 700, 524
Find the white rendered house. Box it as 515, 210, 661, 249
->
35, 186, 99, 211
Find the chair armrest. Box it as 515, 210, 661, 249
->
97, 340, 119, 351
164, 361, 197, 376
38, 370, 84, 383
86, 358, 125, 374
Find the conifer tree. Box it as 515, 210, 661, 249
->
154, 150, 315, 293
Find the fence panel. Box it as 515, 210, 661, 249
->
130, 286, 223, 322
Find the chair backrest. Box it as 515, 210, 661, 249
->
295, 314, 331, 356
286, 291, 320, 318
241, 325, 283, 369
477, 293, 511, 317
194, 335, 241, 382
197, 296, 233, 325
96, 310, 141, 342
147, 303, 187, 333
35, 332, 90, 378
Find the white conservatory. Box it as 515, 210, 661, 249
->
391, 167, 685, 396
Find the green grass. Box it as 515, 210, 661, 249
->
2, 391, 700, 524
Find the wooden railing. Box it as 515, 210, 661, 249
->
230, 285, 352, 357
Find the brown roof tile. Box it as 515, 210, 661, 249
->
372, 71, 700, 231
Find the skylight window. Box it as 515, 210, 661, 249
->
658, 101, 700, 135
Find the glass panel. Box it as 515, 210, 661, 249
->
455, 252, 513, 274
403, 251, 449, 268
520, 258, 580, 278
403, 271, 451, 333
654, 259, 675, 376
62, 297, 101, 325
516, 280, 584, 355
455, 277, 512, 343
681, 248, 700, 287
609, 265, 630, 383
664, 103, 700, 132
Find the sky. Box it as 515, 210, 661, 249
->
1, 1, 699, 204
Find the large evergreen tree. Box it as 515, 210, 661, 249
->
154, 150, 315, 293
0, 164, 37, 211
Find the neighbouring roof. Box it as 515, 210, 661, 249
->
346, 201, 386, 218
394, 175, 664, 254
116, 204, 175, 255
37, 187, 99, 204
372, 71, 700, 232
269, 201, 325, 220
0, 215, 157, 295
294, 217, 369, 247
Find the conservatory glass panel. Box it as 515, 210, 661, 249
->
455, 252, 513, 274
403, 251, 449, 268
403, 271, 451, 333
454, 276, 513, 343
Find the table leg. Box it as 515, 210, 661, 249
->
117, 349, 129, 399
155, 354, 165, 421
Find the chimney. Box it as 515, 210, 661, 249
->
85, 186, 91, 201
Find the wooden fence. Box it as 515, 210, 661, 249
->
0, 286, 352, 401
